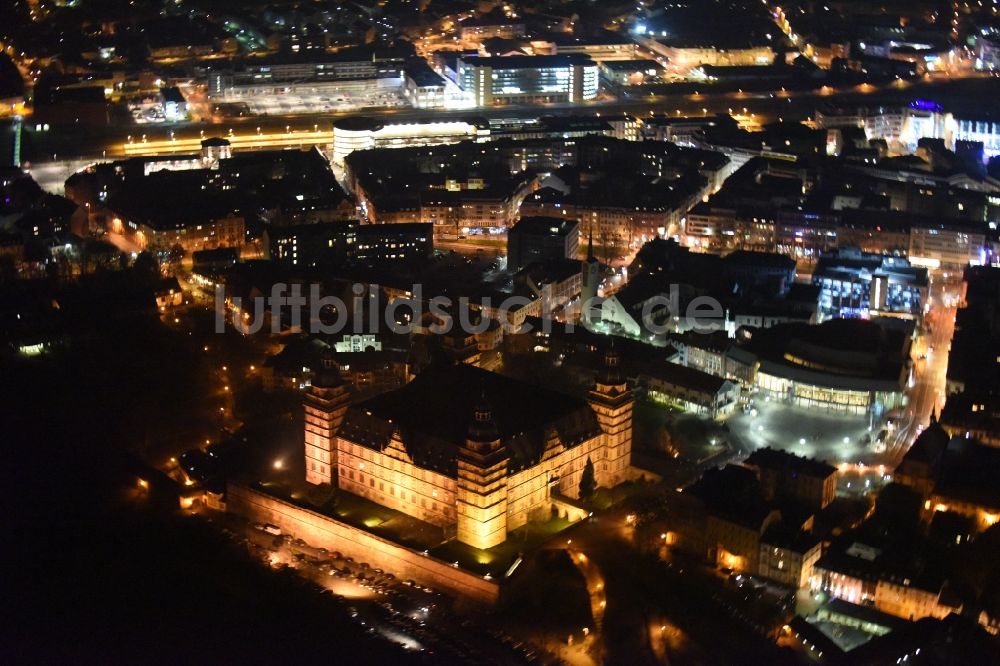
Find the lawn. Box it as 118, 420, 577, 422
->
430, 516, 574, 577
633, 402, 729, 463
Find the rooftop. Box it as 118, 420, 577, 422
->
745, 446, 837, 480
459, 54, 595, 69
338, 363, 601, 477
510, 216, 579, 238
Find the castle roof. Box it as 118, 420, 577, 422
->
337, 364, 602, 477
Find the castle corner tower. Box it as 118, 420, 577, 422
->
456, 393, 510, 549
304, 350, 352, 485
588, 344, 634, 487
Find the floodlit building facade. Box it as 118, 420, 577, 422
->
304, 356, 637, 549
330, 117, 488, 167
455, 54, 599, 106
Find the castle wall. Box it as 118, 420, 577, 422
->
227, 483, 500, 603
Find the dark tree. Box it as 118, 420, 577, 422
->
131, 251, 160, 287
579, 456, 596, 500
166, 244, 185, 269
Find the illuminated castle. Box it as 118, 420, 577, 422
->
304, 352, 635, 549
303, 352, 352, 485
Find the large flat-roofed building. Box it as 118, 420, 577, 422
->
813, 249, 929, 321
455, 54, 599, 106
816, 101, 1000, 160
535, 32, 639, 62
207, 47, 405, 100
507, 216, 580, 272
726, 318, 911, 415
305, 355, 637, 549
330, 117, 488, 167
458, 14, 526, 43
403, 62, 448, 108
642, 40, 774, 68
599, 59, 667, 86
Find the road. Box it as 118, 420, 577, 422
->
885, 276, 961, 464
19, 75, 1000, 164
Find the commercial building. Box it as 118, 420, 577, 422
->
207, 47, 405, 101
454, 54, 598, 106
534, 32, 640, 62
816, 101, 1000, 161
160, 87, 188, 121
403, 63, 448, 109
599, 59, 667, 87
640, 38, 774, 68
726, 318, 911, 415
812, 249, 929, 321
908, 223, 987, 271
507, 216, 580, 272
304, 356, 638, 549
331, 117, 488, 167
458, 14, 526, 43
973, 25, 1000, 71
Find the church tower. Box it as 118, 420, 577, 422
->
456, 393, 510, 549
588, 343, 634, 487
581, 228, 601, 326
304, 350, 352, 485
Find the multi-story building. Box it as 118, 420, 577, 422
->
759, 525, 822, 589
812, 249, 929, 321
308, 356, 638, 549
897, 427, 1000, 534
908, 224, 987, 271
640, 39, 774, 68
816, 101, 1000, 160
666, 330, 730, 377
743, 447, 837, 510
207, 47, 405, 101
265, 222, 432, 268
455, 54, 599, 106
812, 541, 963, 621
109, 209, 245, 254
974, 26, 1000, 71
458, 15, 526, 43
507, 216, 580, 272
330, 117, 488, 168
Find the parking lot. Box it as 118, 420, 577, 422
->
210, 511, 552, 664
728, 400, 878, 466
217, 89, 408, 116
